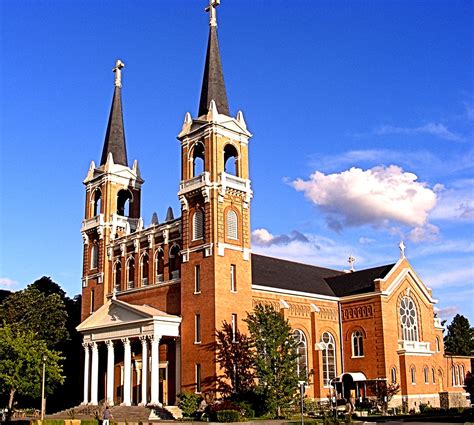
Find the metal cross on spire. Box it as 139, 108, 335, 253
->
399, 241, 406, 259
348, 255, 356, 272
113, 59, 125, 88
205, 0, 220, 27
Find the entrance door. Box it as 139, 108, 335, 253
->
159, 363, 168, 406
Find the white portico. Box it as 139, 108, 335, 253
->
77, 298, 181, 406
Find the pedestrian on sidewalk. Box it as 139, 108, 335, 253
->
103, 407, 113, 425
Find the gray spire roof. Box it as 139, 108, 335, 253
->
198, 26, 230, 117
100, 86, 128, 166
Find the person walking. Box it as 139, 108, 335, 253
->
103, 406, 113, 425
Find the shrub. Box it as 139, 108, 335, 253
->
236, 401, 254, 418
216, 410, 241, 422
178, 391, 202, 417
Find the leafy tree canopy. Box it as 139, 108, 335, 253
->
245, 304, 300, 418
444, 314, 474, 356
0, 277, 69, 348
216, 320, 255, 399
0, 323, 64, 410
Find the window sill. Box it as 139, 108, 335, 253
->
194, 341, 201, 345
351, 355, 364, 359
231, 290, 237, 294
194, 291, 201, 295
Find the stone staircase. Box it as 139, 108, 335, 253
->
48, 404, 182, 422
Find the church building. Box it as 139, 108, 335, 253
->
77, 1, 470, 412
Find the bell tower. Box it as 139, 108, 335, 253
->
178, 0, 254, 393
80, 60, 144, 321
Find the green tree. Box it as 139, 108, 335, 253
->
0, 323, 64, 411
0, 282, 68, 349
245, 304, 299, 418
444, 314, 474, 356
216, 321, 255, 399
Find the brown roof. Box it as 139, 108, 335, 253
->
251, 253, 395, 298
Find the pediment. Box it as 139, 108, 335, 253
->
77, 299, 158, 332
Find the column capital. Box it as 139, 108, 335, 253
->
106, 339, 114, 348
150, 334, 162, 343
82, 342, 91, 349
91, 341, 98, 350
139, 335, 148, 343
121, 337, 130, 345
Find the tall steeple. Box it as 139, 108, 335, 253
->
100, 60, 128, 166
198, 0, 230, 117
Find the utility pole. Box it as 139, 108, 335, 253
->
41, 355, 47, 420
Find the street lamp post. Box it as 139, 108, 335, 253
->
41, 355, 47, 420
298, 381, 306, 425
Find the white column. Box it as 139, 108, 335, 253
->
150, 334, 161, 405
82, 342, 90, 405
106, 340, 115, 406
90, 342, 99, 405
140, 336, 148, 405
122, 338, 132, 406
175, 338, 181, 397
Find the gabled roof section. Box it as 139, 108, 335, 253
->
325, 264, 395, 297
198, 26, 230, 117
77, 298, 178, 332
251, 254, 341, 297
100, 85, 128, 166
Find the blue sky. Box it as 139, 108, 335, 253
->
1, 0, 473, 324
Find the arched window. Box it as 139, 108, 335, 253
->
113, 260, 122, 291
455, 365, 461, 386
322, 331, 336, 386
435, 337, 440, 352
411, 366, 416, 384
432, 368, 436, 384
117, 189, 132, 217
226, 210, 238, 240
293, 330, 308, 380
140, 253, 149, 286
90, 243, 99, 270
424, 367, 429, 384
126, 257, 135, 289
192, 143, 205, 177
390, 367, 397, 384
452, 366, 456, 386
169, 245, 181, 280
399, 295, 419, 341
223, 144, 239, 176
155, 249, 164, 283
93, 189, 102, 216
461, 365, 465, 385
193, 209, 204, 241
351, 330, 364, 357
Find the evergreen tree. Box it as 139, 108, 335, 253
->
245, 304, 300, 418
444, 314, 474, 356
216, 320, 255, 399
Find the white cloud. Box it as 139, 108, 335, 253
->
435, 306, 459, 320
0, 277, 18, 289
251, 229, 363, 270
430, 179, 474, 221
423, 267, 474, 289
373, 123, 463, 142
292, 165, 437, 234
408, 224, 439, 243
359, 237, 376, 245
251, 228, 309, 246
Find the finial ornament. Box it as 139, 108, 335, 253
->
205, 0, 220, 27
348, 255, 356, 272
113, 59, 125, 88
399, 241, 406, 259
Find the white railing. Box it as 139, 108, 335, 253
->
156, 274, 164, 283
220, 172, 249, 191
81, 214, 104, 231
398, 340, 431, 353
171, 270, 180, 280
127, 280, 134, 290
179, 172, 211, 194
111, 214, 141, 234
142, 277, 149, 287
434, 317, 444, 329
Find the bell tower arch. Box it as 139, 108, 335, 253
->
81, 60, 144, 321
177, 0, 253, 393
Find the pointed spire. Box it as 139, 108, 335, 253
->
151, 212, 159, 225
165, 207, 175, 222
198, 1, 230, 117
100, 60, 128, 167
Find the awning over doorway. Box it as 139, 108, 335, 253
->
333, 372, 368, 383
